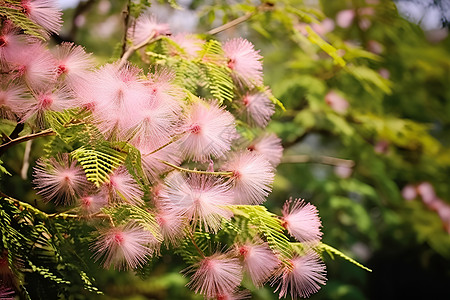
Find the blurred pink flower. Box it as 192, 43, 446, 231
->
21, 0, 62, 35
179, 101, 236, 162
311, 19, 335, 36
0, 284, 14, 300
170, 33, 204, 58
129, 13, 170, 45
282, 199, 323, 244
79, 193, 108, 214
33, 154, 89, 205
187, 253, 243, 298
103, 167, 144, 205
367, 40, 383, 54
155, 209, 185, 246
336, 9, 355, 28
325, 90, 349, 114
273, 251, 327, 299
223, 38, 263, 87
91, 223, 155, 270
160, 172, 233, 232
0, 22, 26, 64
221, 151, 274, 205
378, 68, 390, 79
401, 185, 417, 201
0, 83, 28, 112
334, 165, 353, 179
417, 182, 437, 205
247, 133, 283, 167
240, 89, 275, 128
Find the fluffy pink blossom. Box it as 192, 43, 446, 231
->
91, 223, 154, 270
179, 101, 237, 162
401, 185, 417, 201
216, 290, 251, 300
273, 251, 327, 299
160, 172, 234, 232
21, 0, 62, 35
334, 165, 352, 179
281, 199, 323, 244
139, 143, 182, 182
53, 42, 95, 89
0, 83, 28, 111
187, 253, 243, 298
417, 182, 436, 205
247, 133, 283, 167
79, 193, 108, 214
374, 140, 389, 154
0, 22, 26, 64
223, 38, 263, 87
155, 209, 185, 246
103, 167, 144, 205
221, 151, 274, 205
129, 13, 170, 45
325, 91, 349, 114
33, 154, 89, 205
367, 40, 383, 54
310, 19, 335, 36
240, 90, 275, 127
170, 33, 204, 58
336, 9, 355, 28
237, 243, 280, 287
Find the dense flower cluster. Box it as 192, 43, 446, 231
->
0, 2, 327, 299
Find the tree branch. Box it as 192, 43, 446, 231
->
281, 155, 355, 168
207, 11, 255, 35
118, 34, 161, 69
120, 0, 131, 57
0, 129, 55, 156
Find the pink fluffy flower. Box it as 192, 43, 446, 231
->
21, 0, 62, 35
0, 83, 28, 111
160, 172, 234, 232
273, 251, 327, 299
223, 38, 263, 87
221, 151, 274, 205
417, 182, 437, 205
155, 209, 185, 246
336, 9, 355, 28
240, 90, 275, 127
91, 223, 154, 270
247, 133, 283, 167
33, 154, 89, 205
53, 42, 95, 89
79, 193, 108, 214
139, 142, 182, 182
187, 253, 243, 298
325, 91, 349, 114
334, 164, 352, 179
170, 33, 204, 58
103, 166, 144, 205
401, 184, 417, 201
129, 13, 170, 45
0, 22, 26, 64
215, 290, 250, 300
281, 199, 323, 244
237, 243, 280, 287
179, 101, 237, 162
0, 284, 14, 300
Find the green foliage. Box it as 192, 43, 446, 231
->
317, 243, 372, 272
0, 3, 45, 40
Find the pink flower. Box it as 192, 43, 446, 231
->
401, 185, 417, 201
53, 42, 95, 89
160, 172, 234, 232
170, 33, 204, 58
0, 83, 28, 111
247, 133, 283, 167
281, 199, 322, 244
179, 101, 237, 162
310, 19, 335, 36
215, 290, 250, 300
334, 165, 352, 179
374, 140, 389, 154
237, 243, 280, 287
79, 193, 108, 214
139, 143, 182, 182
417, 182, 436, 205
223, 38, 263, 87
221, 151, 274, 205
103, 166, 144, 205
240, 90, 275, 127
273, 251, 327, 299
91, 223, 154, 270
325, 91, 349, 114
129, 13, 170, 45
33, 154, 89, 205
367, 40, 383, 55
0, 284, 14, 300
336, 9, 355, 28
21, 0, 63, 35
186, 253, 243, 298
0, 22, 26, 64
155, 209, 185, 246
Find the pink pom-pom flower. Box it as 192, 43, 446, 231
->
223, 38, 263, 87
79, 193, 108, 214
237, 242, 280, 287
160, 172, 234, 232
186, 253, 243, 298
247, 133, 283, 167
273, 251, 327, 299
179, 101, 237, 162
240, 90, 275, 128
325, 91, 349, 114
21, 0, 63, 35
129, 13, 170, 45
170, 33, 204, 58
91, 223, 155, 270
221, 151, 274, 205
281, 199, 323, 244
32, 154, 89, 205
0, 22, 26, 64
103, 166, 144, 205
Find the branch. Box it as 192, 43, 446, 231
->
281, 155, 355, 168
120, 0, 131, 57
118, 34, 161, 69
160, 160, 234, 176
0, 129, 56, 156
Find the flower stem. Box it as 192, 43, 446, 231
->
0, 129, 56, 156
160, 160, 233, 176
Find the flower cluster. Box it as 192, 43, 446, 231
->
0, 3, 328, 299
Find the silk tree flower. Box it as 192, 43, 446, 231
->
237, 242, 280, 287
155, 209, 185, 247
325, 91, 349, 114
129, 13, 170, 45
223, 38, 263, 88
221, 151, 274, 205
160, 172, 234, 232
247, 133, 283, 167
179, 101, 237, 162
52, 42, 95, 89
417, 182, 437, 205
402, 184, 417, 201
239, 90, 275, 128
79, 193, 108, 214
0, 83, 29, 118
33, 154, 89, 205
138, 142, 182, 182
186, 253, 243, 298
103, 166, 144, 205
0, 21, 26, 64
21, 0, 62, 35
281, 199, 323, 244
170, 33, 204, 58
336, 9, 355, 28
91, 223, 155, 270
273, 251, 327, 299
215, 290, 251, 300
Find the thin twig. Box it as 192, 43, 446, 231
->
207, 11, 255, 35
281, 155, 355, 168
0, 129, 55, 156
145, 131, 187, 156
118, 34, 161, 69
160, 160, 234, 176
120, 0, 131, 57
188, 231, 206, 258
20, 140, 32, 180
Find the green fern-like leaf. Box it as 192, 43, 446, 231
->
305, 26, 345, 67
0, 5, 45, 40
317, 243, 372, 272
201, 62, 235, 104
71, 144, 126, 187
